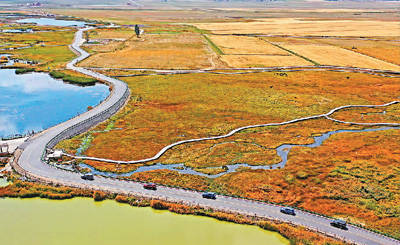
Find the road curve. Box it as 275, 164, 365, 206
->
14, 28, 400, 245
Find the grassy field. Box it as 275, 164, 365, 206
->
270, 43, 400, 71
330, 103, 400, 124
58, 70, 400, 162
207, 35, 287, 55
220, 54, 312, 68
80, 32, 214, 69
314, 38, 400, 66
206, 35, 313, 67
193, 18, 400, 37
0, 26, 76, 69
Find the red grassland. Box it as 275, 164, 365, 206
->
59, 71, 400, 162
56, 71, 400, 238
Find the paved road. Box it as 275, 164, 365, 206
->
15, 28, 400, 245
87, 66, 400, 78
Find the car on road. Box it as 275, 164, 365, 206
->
280, 207, 296, 216
81, 173, 94, 181
143, 183, 157, 190
202, 192, 216, 199
330, 219, 348, 230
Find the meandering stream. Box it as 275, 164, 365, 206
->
74, 126, 398, 178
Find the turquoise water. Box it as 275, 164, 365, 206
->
0, 69, 109, 138
16, 18, 87, 27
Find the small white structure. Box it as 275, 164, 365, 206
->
0, 144, 9, 155
47, 150, 63, 160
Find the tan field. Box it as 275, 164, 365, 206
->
220, 54, 312, 67
208, 35, 288, 55
207, 34, 312, 67
193, 18, 400, 37
315, 39, 400, 66
90, 28, 134, 40
80, 33, 213, 69
276, 43, 400, 71
211, 8, 387, 13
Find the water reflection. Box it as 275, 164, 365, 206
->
16, 18, 87, 27
0, 69, 109, 138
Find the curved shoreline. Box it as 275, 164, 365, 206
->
14, 28, 400, 245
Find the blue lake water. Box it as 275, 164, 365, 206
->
0, 69, 109, 138
16, 18, 87, 27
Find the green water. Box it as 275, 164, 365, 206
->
0, 198, 289, 245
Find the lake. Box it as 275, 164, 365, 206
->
0, 198, 289, 245
16, 18, 87, 27
0, 69, 109, 138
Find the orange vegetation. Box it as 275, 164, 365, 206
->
330, 103, 400, 124
59, 71, 400, 162
0, 178, 91, 199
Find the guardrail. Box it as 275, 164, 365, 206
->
45, 87, 129, 150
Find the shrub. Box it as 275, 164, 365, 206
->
15, 68, 34, 74
150, 200, 169, 210
115, 195, 129, 203
93, 191, 106, 201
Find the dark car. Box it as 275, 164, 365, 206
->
202, 192, 216, 200
143, 183, 157, 190
81, 173, 94, 181
330, 219, 348, 230
280, 207, 296, 216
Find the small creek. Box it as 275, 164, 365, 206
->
74, 126, 398, 178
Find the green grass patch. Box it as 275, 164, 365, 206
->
15, 68, 34, 74
49, 70, 98, 85
202, 34, 224, 55
266, 41, 320, 66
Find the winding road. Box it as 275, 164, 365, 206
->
13, 27, 400, 245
